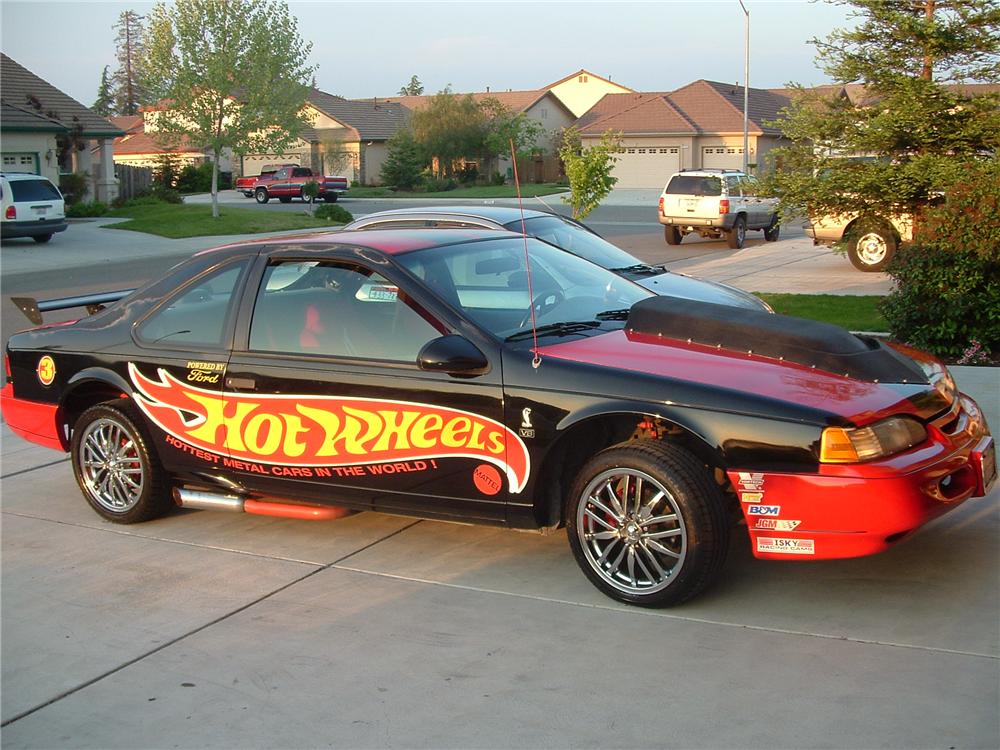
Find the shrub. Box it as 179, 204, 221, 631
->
380, 129, 427, 190
66, 201, 108, 218
456, 163, 478, 185
490, 171, 505, 186
313, 203, 353, 223
424, 176, 456, 193
173, 163, 228, 193
151, 186, 183, 203
58, 172, 89, 205
881, 158, 1000, 360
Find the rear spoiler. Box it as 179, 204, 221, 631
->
11, 289, 135, 326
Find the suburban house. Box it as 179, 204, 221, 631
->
575, 80, 793, 188
1, 54, 123, 201
236, 90, 409, 185
385, 87, 576, 182
107, 115, 206, 168
542, 69, 635, 118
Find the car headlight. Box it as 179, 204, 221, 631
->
820, 416, 928, 463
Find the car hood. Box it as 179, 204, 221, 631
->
537, 329, 948, 423
632, 270, 771, 312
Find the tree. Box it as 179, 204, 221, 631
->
410, 90, 484, 177
480, 96, 546, 164
112, 10, 146, 115
763, 0, 1000, 230
558, 126, 622, 219
92, 66, 115, 117
398, 75, 424, 96
320, 134, 356, 178
142, 0, 316, 218
380, 129, 427, 189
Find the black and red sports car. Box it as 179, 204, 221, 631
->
2, 229, 995, 606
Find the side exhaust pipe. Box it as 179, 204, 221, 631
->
173, 488, 351, 521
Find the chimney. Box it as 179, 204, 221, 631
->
486, 86, 490, 93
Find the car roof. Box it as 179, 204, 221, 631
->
352, 205, 551, 225
0, 172, 55, 181
204, 227, 519, 257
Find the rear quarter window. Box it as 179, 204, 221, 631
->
9, 179, 62, 202
664, 176, 722, 196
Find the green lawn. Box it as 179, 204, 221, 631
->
347, 183, 568, 199
103, 203, 339, 238
756, 293, 888, 332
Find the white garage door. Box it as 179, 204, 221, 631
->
702, 146, 743, 171
612, 146, 680, 189
241, 153, 302, 177
2, 153, 39, 174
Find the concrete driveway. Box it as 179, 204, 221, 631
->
1, 209, 996, 748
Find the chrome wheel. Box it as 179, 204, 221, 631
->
576, 468, 687, 595
855, 232, 888, 266
78, 417, 145, 513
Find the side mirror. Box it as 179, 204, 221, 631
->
417, 335, 490, 377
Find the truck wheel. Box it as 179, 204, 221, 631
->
71, 401, 173, 524
726, 217, 747, 249
323, 194, 338, 203
566, 440, 729, 607
763, 215, 780, 242
254, 188, 269, 204
33, 234, 53, 244
847, 222, 897, 272
664, 226, 682, 245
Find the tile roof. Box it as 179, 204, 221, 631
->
110, 115, 144, 134
111, 129, 203, 156
578, 80, 790, 136
1, 99, 67, 131
1, 54, 123, 137
382, 88, 552, 115
308, 89, 408, 141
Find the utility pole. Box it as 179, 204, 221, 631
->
739, 0, 749, 173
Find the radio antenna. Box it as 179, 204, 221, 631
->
510, 139, 541, 368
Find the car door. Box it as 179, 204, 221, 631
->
268, 168, 292, 198
740, 175, 768, 228
724, 175, 748, 223
222, 252, 512, 522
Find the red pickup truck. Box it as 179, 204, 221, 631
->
235, 163, 295, 198
250, 166, 349, 204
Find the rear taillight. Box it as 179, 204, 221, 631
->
658, 196, 664, 215
719, 199, 729, 215
5, 205, 16, 220
4, 352, 11, 382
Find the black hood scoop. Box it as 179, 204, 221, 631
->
626, 297, 927, 384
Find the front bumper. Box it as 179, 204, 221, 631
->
728, 394, 994, 561
1, 218, 68, 239
0, 383, 66, 451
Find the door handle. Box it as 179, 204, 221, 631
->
225, 375, 256, 390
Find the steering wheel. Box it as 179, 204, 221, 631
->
518, 290, 566, 329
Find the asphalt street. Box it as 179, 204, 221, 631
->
1, 193, 996, 749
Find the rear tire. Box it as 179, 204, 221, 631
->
32, 234, 53, 244
71, 401, 173, 524
726, 216, 746, 249
664, 226, 682, 245
763, 215, 780, 242
566, 440, 729, 607
255, 188, 269, 204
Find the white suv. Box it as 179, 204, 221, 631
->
1, 172, 67, 244
658, 169, 779, 249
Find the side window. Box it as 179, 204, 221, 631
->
249, 261, 441, 362
358, 219, 430, 230
725, 176, 742, 197
293, 168, 312, 178
275, 169, 289, 180
137, 261, 248, 348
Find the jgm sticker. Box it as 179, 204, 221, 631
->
737, 472, 765, 491
753, 519, 801, 531
747, 504, 780, 516
757, 537, 815, 555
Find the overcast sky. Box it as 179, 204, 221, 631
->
2, 0, 854, 107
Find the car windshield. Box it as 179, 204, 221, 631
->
397, 237, 651, 340
9, 179, 61, 201
665, 175, 722, 196
503, 215, 641, 270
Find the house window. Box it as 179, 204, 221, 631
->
579, 75, 588, 83
627, 148, 636, 154
540, 108, 548, 119
638, 148, 647, 154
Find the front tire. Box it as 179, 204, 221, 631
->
71, 401, 173, 524
566, 440, 729, 607
664, 226, 682, 245
763, 215, 780, 242
847, 222, 897, 272
33, 234, 53, 244
726, 216, 747, 249
254, 187, 269, 204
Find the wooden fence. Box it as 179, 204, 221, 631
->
115, 164, 153, 200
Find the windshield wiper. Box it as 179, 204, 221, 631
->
610, 263, 661, 275
595, 309, 631, 321
505, 320, 601, 342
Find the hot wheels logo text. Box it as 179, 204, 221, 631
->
129, 364, 529, 492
